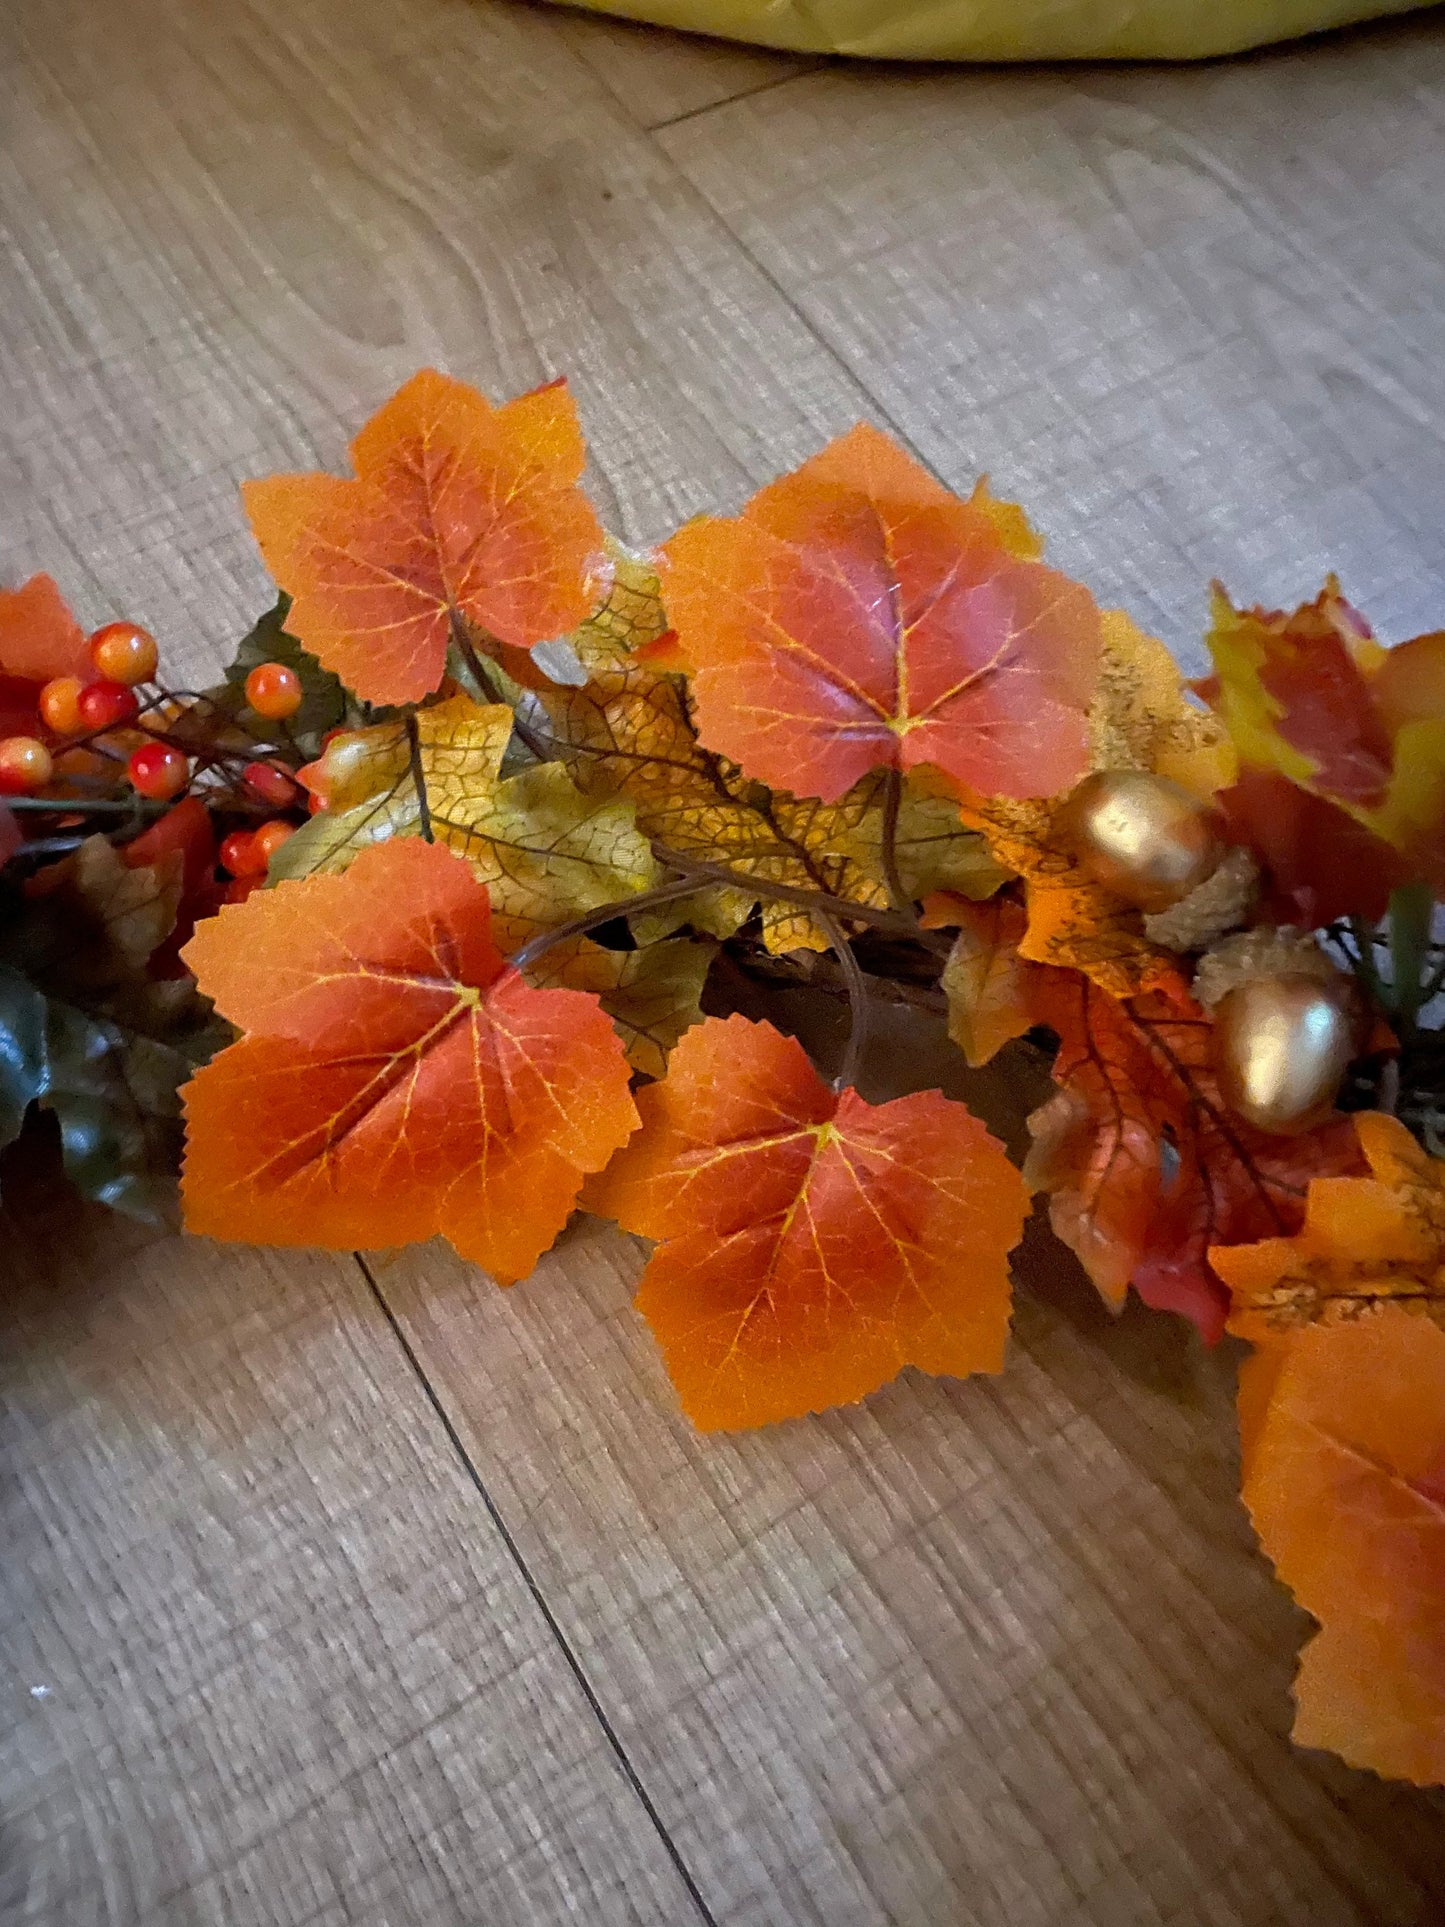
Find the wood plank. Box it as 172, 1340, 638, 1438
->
552, 9, 820, 128
0, 0, 867, 645
658, 15, 1445, 667
0, 0, 865, 1917
375, 1003, 1445, 1927
0, 1173, 701, 1925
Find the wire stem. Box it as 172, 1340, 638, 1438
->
816, 911, 870, 1092
406, 714, 434, 843
508, 875, 703, 974
449, 614, 554, 763
878, 765, 918, 925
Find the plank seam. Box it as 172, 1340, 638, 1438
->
354, 1254, 720, 1927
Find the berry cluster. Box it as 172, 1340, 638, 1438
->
0, 619, 310, 904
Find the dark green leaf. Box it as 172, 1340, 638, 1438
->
210, 594, 353, 754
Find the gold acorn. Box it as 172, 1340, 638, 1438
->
1059, 771, 1226, 913
1211, 968, 1364, 1137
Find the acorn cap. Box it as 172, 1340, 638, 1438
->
1193, 926, 1338, 1010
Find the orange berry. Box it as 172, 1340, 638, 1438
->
252, 819, 295, 866
90, 621, 159, 686
219, 829, 265, 879
242, 760, 299, 809
38, 676, 86, 736
0, 735, 54, 795
77, 680, 141, 731
128, 742, 190, 801
244, 661, 303, 720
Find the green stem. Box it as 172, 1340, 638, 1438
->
1387, 880, 1435, 1036
1348, 914, 1387, 1011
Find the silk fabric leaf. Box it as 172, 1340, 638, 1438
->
243, 370, 604, 704
180, 839, 638, 1283
661, 423, 1101, 804
1022, 967, 1364, 1342
585, 1013, 1028, 1429
273, 695, 659, 950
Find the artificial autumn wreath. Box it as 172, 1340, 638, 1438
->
2, 370, 1442, 1788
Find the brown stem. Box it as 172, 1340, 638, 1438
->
878, 764, 919, 926
449, 614, 554, 763
652, 843, 950, 950
406, 714, 434, 844
814, 911, 870, 1092
508, 875, 704, 974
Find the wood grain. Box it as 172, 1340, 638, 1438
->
659, 13, 1445, 669
376, 1003, 1445, 1927
0, 1164, 701, 1925
4, 0, 1445, 1921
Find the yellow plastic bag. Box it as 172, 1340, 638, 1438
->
549, 0, 1426, 61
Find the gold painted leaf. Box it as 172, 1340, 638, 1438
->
534, 654, 999, 953
523, 933, 715, 1077
957, 611, 1233, 998
272, 695, 659, 949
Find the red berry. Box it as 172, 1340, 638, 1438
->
245, 662, 303, 720
38, 676, 86, 736
223, 876, 260, 905
253, 819, 295, 866
242, 760, 299, 809
77, 679, 141, 731
0, 735, 54, 795
218, 829, 266, 878
90, 621, 159, 686
128, 742, 190, 802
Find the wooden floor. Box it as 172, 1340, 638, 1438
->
4, 2, 1445, 1922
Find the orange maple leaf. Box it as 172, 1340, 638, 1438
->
660, 424, 1100, 805
1023, 967, 1363, 1342
585, 1012, 1028, 1429
1216, 1111, 1445, 1341
939, 893, 1044, 1068
0, 573, 89, 683
1231, 1305, 1445, 1785
243, 371, 604, 705
180, 839, 637, 1283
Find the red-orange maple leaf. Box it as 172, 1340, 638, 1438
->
243, 371, 604, 705
180, 839, 637, 1283
0, 575, 90, 738
661, 425, 1100, 805
0, 573, 89, 684
1234, 1308, 1445, 1785
1023, 968, 1364, 1342
585, 1013, 1028, 1429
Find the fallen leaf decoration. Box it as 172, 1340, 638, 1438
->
534, 642, 1001, 953
1205, 583, 1445, 887
523, 932, 715, 1077
0, 573, 90, 684
939, 893, 1042, 1068
275, 695, 660, 950
1023, 966, 1364, 1341
243, 370, 604, 705
957, 612, 1233, 998
661, 424, 1101, 805
1214, 1111, 1445, 1340
585, 1013, 1028, 1428
180, 839, 638, 1282
1215, 768, 1407, 928
1231, 1304, 1445, 1785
